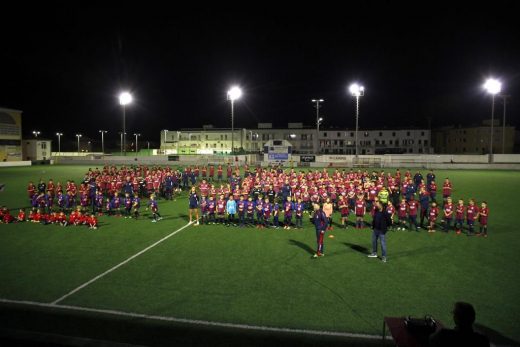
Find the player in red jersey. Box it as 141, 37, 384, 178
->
466, 199, 478, 236
428, 201, 439, 233
17, 209, 26, 222
477, 201, 489, 237
354, 193, 366, 229
87, 213, 98, 230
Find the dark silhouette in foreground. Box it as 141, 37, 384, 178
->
429, 302, 490, 347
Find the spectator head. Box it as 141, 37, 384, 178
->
452, 302, 476, 329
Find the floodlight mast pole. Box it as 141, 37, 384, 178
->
483, 78, 501, 163
312, 99, 323, 154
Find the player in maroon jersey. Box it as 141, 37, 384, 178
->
397, 198, 408, 230
477, 201, 489, 237
443, 197, 454, 232
354, 193, 366, 229
455, 199, 465, 234
428, 201, 439, 233
407, 196, 419, 231
216, 195, 226, 224
466, 199, 478, 236
338, 196, 349, 229
386, 201, 395, 231
442, 178, 452, 206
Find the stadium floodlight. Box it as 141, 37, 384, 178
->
483, 78, 502, 163
56, 132, 63, 156
75, 134, 82, 154
227, 86, 242, 154
134, 133, 141, 152
349, 83, 365, 158
32, 130, 41, 138
99, 130, 108, 154
118, 91, 133, 155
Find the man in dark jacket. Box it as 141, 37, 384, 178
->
312, 203, 328, 258
368, 201, 392, 262
430, 302, 489, 347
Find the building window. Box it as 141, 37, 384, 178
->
324, 132, 327, 137
418, 139, 422, 144
392, 132, 396, 137
424, 140, 428, 146
409, 148, 413, 153
389, 140, 393, 145
379, 132, 383, 137
205, 135, 208, 140
350, 132, 354, 137
337, 132, 341, 137
206, 143, 208, 148
225, 135, 228, 140
382, 140, 385, 145
407, 131, 410, 136
41, 142, 47, 149
375, 140, 380, 145
364, 132, 369, 137
421, 131, 425, 136
419, 148, 423, 153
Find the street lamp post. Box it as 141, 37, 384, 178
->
134, 133, 141, 152
501, 95, 510, 154
483, 78, 501, 163
75, 134, 82, 154
311, 99, 324, 154
227, 86, 242, 155
119, 91, 132, 155
56, 133, 63, 156
118, 132, 125, 156
349, 83, 365, 158
32, 130, 41, 138
176, 131, 181, 154
99, 130, 107, 154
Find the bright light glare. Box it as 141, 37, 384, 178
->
318, 117, 323, 122
119, 92, 133, 105
227, 86, 242, 101
483, 78, 501, 95
349, 83, 364, 96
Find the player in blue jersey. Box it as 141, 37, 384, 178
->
188, 186, 200, 225
146, 194, 162, 222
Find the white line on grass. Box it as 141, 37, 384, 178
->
0, 298, 383, 340
50, 221, 194, 305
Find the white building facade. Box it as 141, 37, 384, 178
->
160, 123, 432, 155
22, 139, 52, 161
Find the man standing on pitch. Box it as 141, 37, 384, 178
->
368, 201, 392, 262
312, 203, 328, 258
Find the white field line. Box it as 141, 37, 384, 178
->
0, 298, 383, 340
50, 221, 194, 305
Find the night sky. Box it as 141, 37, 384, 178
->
2, 3, 519, 149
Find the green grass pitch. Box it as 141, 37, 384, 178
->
0, 165, 519, 342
